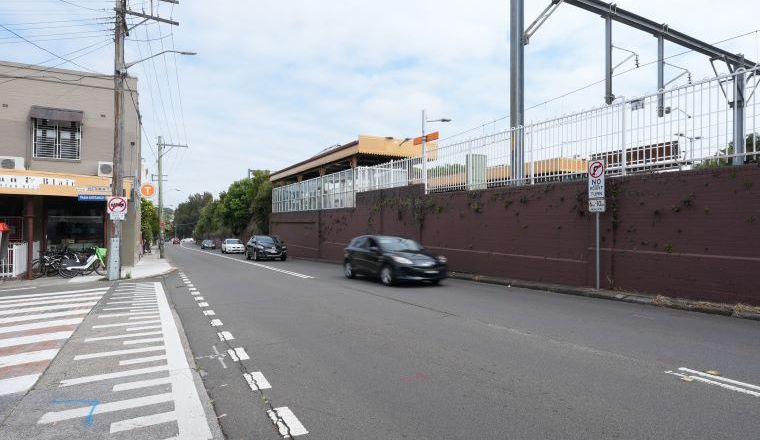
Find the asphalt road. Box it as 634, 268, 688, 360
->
166, 243, 760, 440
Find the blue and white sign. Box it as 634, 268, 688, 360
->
77, 194, 107, 202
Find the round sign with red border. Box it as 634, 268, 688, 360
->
107, 196, 128, 214
588, 160, 605, 179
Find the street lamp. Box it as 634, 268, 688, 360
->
421, 110, 452, 193
123, 50, 196, 71
674, 133, 702, 169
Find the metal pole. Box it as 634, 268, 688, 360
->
657, 35, 665, 117
510, 0, 525, 184
605, 15, 614, 105
733, 66, 746, 165
158, 136, 165, 258
595, 212, 600, 289
107, 0, 126, 281
421, 109, 427, 193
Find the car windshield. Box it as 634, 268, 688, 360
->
377, 236, 422, 252
256, 236, 276, 245
203, 240, 212, 244
227, 239, 242, 244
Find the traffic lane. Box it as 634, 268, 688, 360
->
179, 245, 760, 386
167, 246, 760, 439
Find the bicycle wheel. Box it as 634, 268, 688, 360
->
94, 260, 106, 276
31, 259, 44, 279
58, 265, 79, 278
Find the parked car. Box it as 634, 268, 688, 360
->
200, 239, 216, 250
246, 235, 287, 261
221, 238, 245, 254
172, 238, 180, 244
343, 235, 447, 286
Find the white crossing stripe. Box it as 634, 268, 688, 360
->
129, 314, 160, 320
267, 407, 309, 437
74, 345, 165, 360
209, 319, 223, 327
0, 309, 91, 324
0, 294, 103, 308
0, 301, 98, 316
126, 324, 163, 331
0, 287, 107, 301
112, 376, 173, 392
0, 374, 42, 396
0, 331, 73, 348
60, 365, 170, 387
38, 393, 174, 424
191, 292, 200, 296
107, 299, 157, 304
0, 318, 83, 335
244, 372, 271, 391
99, 311, 160, 318
102, 306, 158, 311
217, 331, 234, 341
110, 410, 177, 433
93, 319, 160, 329
119, 355, 167, 366
85, 331, 162, 342
227, 347, 249, 362
194, 297, 204, 301
124, 337, 164, 345
0, 349, 59, 368
202, 310, 215, 316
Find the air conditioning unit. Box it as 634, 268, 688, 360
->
98, 161, 114, 177
0, 156, 24, 170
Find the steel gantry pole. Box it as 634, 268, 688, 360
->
733, 64, 746, 165
510, 0, 525, 184
604, 15, 614, 105
657, 36, 665, 117
421, 109, 427, 193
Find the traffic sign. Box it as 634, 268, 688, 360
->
587, 159, 605, 199
588, 198, 606, 213
140, 183, 156, 198
107, 196, 128, 215
109, 212, 126, 221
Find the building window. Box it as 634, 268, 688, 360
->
32, 118, 81, 160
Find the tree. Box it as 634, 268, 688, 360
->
248, 170, 272, 234
219, 179, 254, 235
140, 198, 159, 243
174, 192, 212, 238
696, 133, 759, 168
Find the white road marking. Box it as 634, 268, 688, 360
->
93, 319, 160, 329
112, 376, 173, 392
102, 305, 158, 311
666, 370, 760, 398
189, 288, 197, 291
0, 286, 36, 292
671, 367, 760, 396
38, 393, 174, 424
0, 331, 73, 348
110, 410, 177, 433
0, 294, 103, 308
203, 310, 216, 316
217, 331, 234, 341
0, 309, 91, 324
227, 347, 249, 362
198, 302, 209, 307
124, 337, 164, 345
85, 331, 162, 342
126, 324, 163, 331
209, 319, 223, 327
99, 311, 160, 318
119, 354, 167, 366
0, 349, 59, 368
0, 318, 83, 334
74, 345, 165, 360
129, 314, 160, 320
106, 300, 157, 305
267, 407, 309, 437
244, 372, 271, 391
194, 297, 204, 301
0, 287, 105, 301
191, 292, 200, 296
0, 374, 42, 396
181, 243, 315, 279
0, 301, 98, 316
60, 365, 170, 387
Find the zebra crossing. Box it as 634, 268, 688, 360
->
0, 286, 108, 397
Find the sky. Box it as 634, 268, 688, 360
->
1, 0, 759, 207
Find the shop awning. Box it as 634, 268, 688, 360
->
29, 106, 84, 123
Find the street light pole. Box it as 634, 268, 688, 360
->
155, 138, 188, 259
420, 110, 452, 194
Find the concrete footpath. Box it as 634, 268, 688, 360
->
0, 280, 223, 439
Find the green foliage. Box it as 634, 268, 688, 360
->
174, 192, 212, 238
252, 178, 272, 234
696, 133, 760, 168
219, 179, 254, 235
140, 198, 159, 242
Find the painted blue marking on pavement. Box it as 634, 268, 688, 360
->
51, 399, 101, 426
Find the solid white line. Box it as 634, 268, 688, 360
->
0, 287, 36, 292
202, 310, 215, 316
85, 331, 162, 342
0, 331, 73, 348
38, 393, 174, 424
113, 376, 172, 391
0, 301, 98, 316
0, 294, 103, 308
244, 372, 271, 391
119, 354, 167, 366
0, 287, 105, 301
93, 319, 160, 329
110, 410, 177, 433
667, 371, 760, 397
74, 346, 165, 360
99, 311, 160, 318
217, 331, 234, 341
181, 243, 315, 278
0, 309, 90, 324
123, 337, 164, 345
0, 374, 41, 396
227, 347, 249, 362
267, 407, 309, 437
197, 302, 209, 307
209, 319, 223, 326
126, 324, 163, 331
59, 365, 169, 387
129, 314, 160, 320
678, 368, 760, 392
0, 349, 59, 368
0, 318, 83, 334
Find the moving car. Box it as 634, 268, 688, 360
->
246, 235, 287, 261
200, 239, 216, 250
343, 235, 447, 286
221, 238, 245, 254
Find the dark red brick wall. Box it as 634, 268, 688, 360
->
271, 164, 760, 305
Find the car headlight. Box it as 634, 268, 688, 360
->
391, 255, 413, 265
437, 256, 448, 264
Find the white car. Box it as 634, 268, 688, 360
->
221, 238, 245, 254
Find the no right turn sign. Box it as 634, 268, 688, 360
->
588, 159, 606, 199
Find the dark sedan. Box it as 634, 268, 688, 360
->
343, 235, 447, 286
246, 235, 288, 261
200, 239, 216, 250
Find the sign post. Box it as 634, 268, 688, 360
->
106, 196, 128, 279
587, 159, 606, 289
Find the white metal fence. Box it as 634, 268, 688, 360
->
0, 242, 28, 278
273, 67, 760, 212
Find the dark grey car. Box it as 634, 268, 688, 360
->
246, 235, 288, 261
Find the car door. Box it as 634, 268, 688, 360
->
364, 237, 383, 276
349, 237, 368, 274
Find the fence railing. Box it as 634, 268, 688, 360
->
0, 242, 28, 278
273, 67, 760, 212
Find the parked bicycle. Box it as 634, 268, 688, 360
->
58, 247, 107, 278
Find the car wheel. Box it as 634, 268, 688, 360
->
253, 250, 258, 261
344, 260, 355, 279
380, 265, 394, 286
430, 279, 441, 286
281, 255, 287, 261
245, 251, 251, 260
